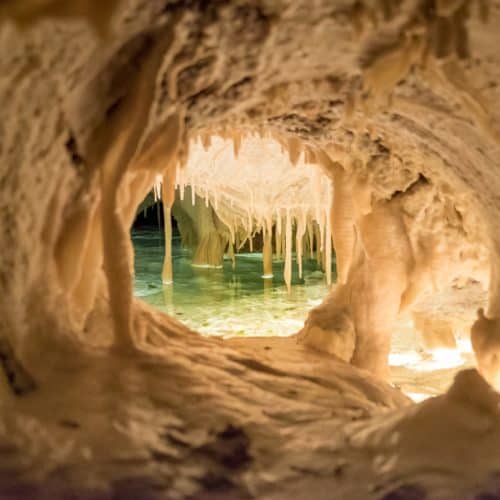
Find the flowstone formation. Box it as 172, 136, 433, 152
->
1, 0, 500, 498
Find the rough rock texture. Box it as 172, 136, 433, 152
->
1, 0, 500, 498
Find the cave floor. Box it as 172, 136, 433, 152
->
1, 312, 499, 500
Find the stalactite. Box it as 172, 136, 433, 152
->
179, 176, 185, 201
233, 133, 241, 158
275, 211, 282, 259
302, 225, 309, 261
296, 213, 306, 280
315, 222, 322, 267
167, 134, 333, 291
227, 241, 236, 269
297, 229, 304, 279
162, 205, 173, 284
161, 164, 177, 285
307, 220, 314, 259
281, 222, 286, 263
202, 133, 212, 151
325, 186, 333, 286
288, 137, 302, 165
262, 228, 273, 278
319, 211, 326, 254
284, 209, 292, 292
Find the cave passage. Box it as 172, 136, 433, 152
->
131, 134, 339, 337
132, 216, 333, 338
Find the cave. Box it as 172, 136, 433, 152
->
131, 135, 335, 340
1, 1, 500, 499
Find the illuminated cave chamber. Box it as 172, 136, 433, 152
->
132, 134, 336, 337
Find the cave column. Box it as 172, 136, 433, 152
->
161, 158, 177, 284
162, 204, 173, 284
349, 200, 412, 378
262, 227, 273, 279
299, 192, 412, 380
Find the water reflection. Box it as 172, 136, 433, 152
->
132, 228, 333, 338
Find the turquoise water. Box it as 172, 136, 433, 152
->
132, 228, 335, 338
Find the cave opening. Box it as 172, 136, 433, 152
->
131, 134, 336, 338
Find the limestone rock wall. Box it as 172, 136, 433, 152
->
1, 1, 500, 497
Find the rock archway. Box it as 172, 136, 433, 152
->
1, 1, 500, 498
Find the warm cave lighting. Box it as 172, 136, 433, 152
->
5, 1, 500, 497
133, 134, 478, 404
389, 347, 464, 372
